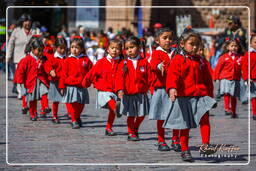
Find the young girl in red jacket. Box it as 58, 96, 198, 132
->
164, 31, 216, 162
59, 36, 93, 129
149, 27, 181, 152
15, 36, 50, 121
44, 36, 67, 123
214, 38, 242, 118
82, 39, 123, 135
116, 36, 151, 141
242, 34, 256, 120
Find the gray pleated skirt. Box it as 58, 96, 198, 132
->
27, 79, 48, 102
48, 81, 63, 102
163, 96, 216, 129
17, 84, 27, 96
149, 88, 170, 120
120, 93, 149, 117
62, 86, 89, 104
96, 90, 117, 109
251, 81, 256, 99
239, 79, 248, 102
220, 79, 240, 97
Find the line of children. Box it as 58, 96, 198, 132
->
242, 33, 256, 120
82, 39, 123, 135
214, 38, 243, 118
15, 30, 248, 162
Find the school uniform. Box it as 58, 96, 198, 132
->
214, 52, 242, 116
59, 53, 93, 104
83, 54, 122, 109
15, 53, 49, 119
59, 53, 93, 125
242, 48, 256, 116
214, 52, 242, 97
164, 53, 216, 130
115, 55, 151, 117
149, 47, 175, 120
45, 52, 65, 102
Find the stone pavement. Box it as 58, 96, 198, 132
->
0, 70, 255, 170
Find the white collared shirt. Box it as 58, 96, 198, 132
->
54, 51, 65, 59
106, 54, 120, 63
249, 47, 256, 52
156, 46, 174, 59
128, 55, 140, 69
69, 53, 85, 58
30, 52, 38, 60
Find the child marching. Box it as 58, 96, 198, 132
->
14, 35, 50, 121
149, 27, 181, 151
214, 38, 243, 118
164, 30, 216, 162
59, 36, 93, 129
44, 36, 67, 123
82, 39, 123, 135
116, 36, 151, 141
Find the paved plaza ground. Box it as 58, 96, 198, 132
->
0, 71, 255, 170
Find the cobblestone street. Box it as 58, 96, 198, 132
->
0, 71, 255, 170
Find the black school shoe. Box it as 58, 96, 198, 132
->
199, 144, 217, 155
38, 114, 47, 120
30, 117, 37, 121
71, 121, 80, 129
44, 108, 51, 114
253, 115, 256, 120
158, 142, 171, 151
127, 134, 140, 141
231, 113, 238, 118
105, 129, 117, 136
22, 107, 29, 114
171, 140, 181, 152
225, 110, 232, 115
77, 118, 83, 127
52, 117, 60, 124
181, 150, 194, 162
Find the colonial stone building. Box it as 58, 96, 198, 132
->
5, 0, 254, 35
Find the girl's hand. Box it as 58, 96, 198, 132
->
60, 89, 64, 96
50, 70, 56, 77
169, 88, 177, 102
161, 62, 165, 76
118, 90, 124, 99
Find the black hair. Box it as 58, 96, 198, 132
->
70, 37, 85, 54
172, 28, 202, 57
124, 36, 146, 58
154, 27, 173, 39
55, 37, 67, 48
17, 13, 32, 28
222, 38, 243, 55
24, 36, 44, 54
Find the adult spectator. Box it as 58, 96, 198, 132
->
7, 13, 35, 97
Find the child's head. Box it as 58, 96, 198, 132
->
250, 33, 256, 50
179, 31, 202, 55
106, 39, 122, 58
124, 36, 142, 58
223, 38, 241, 54
25, 35, 44, 58
55, 36, 67, 55
154, 27, 174, 51
70, 36, 85, 56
